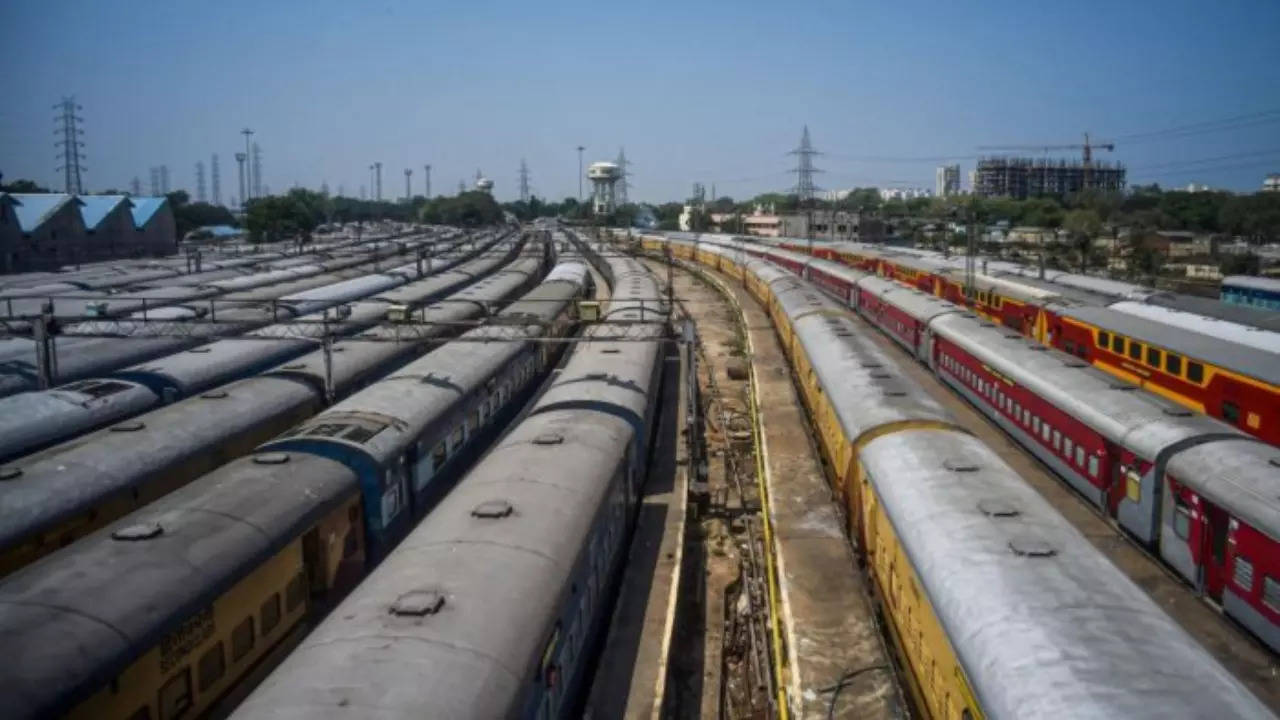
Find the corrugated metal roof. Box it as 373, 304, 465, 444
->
77, 195, 130, 231
128, 196, 168, 228
8, 193, 81, 233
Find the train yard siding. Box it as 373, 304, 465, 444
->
658, 255, 903, 718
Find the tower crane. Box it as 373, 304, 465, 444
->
977, 132, 1116, 164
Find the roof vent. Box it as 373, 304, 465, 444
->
860, 362, 883, 369
882, 389, 907, 397
980, 321, 996, 328
870, 371, 892, 379
0, 467, 21, 481
944, 458, 980, 472
978, 499, 1020, 517
1109, 383, 1138, 391
111, 421, 145, 432
1029, 345, 1048, 352
471, 500, 514, 518
187, 347, 212, 354
284, 363, 306, 370
201, 390, 228, 399
1162, 407, 1193, 417
533, 433, 564, 445
1062, 360, 1087, 368
1270, 457, 1280, 469
112, 522, 163, 541
601, 348, 620, 354
1008, 537, 1056, 557
253, 452, 290, 465
389, 590, 445, 617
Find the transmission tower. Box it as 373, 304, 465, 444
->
615, 148, 630, 205
54, 97, 86, 194
195, 161, 207, 202
130, 177, 141, 196
424, 164, 431, 198
374, 162, 382, 201
159, 165, 170, 194
458, 179, 465, 194
149, 167, 160, 196
518, 158, 530, 202
211, 154, 222, 205
235, 153, 247, 208
240, 129, 254, 200
788, 125, 823, 203
251, 143, 262, 198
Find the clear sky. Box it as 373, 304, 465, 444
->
2, 0, 1278, 203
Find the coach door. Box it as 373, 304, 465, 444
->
1202, 502, 1231, 602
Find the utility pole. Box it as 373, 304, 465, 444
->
195, 161, 207, 202
424, 164, 431, 198
211, 154, 221, 205
404, 168, 412, 202
519, 158, 530, 202
240, 128, 254, 200
54, 97, 86, 194
576, 145, 585, 201
235, 154, 247, 209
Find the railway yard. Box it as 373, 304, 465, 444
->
0, 220, 1278, 719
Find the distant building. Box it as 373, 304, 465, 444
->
0, 193, 175, 273
878, 187, 932, 201
975, 157, 1126, 199
1183, 182, 1213, 193
1264, 174, 1280, 192
935, 164, 960, 197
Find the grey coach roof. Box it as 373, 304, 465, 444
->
1054, 304, 1280, 386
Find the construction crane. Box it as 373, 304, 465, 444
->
977, 132, 1116, 164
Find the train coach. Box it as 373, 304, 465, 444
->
0, 258, 591, 720
645, 234, 1272, 718
0, 246, 544, 578
231, 246, 668, 720
762, 235, 1280, 445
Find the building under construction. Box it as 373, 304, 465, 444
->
975, 157, 1126, 199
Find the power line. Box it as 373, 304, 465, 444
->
1114, 109, 1280, 144
1127, 147, 1280, 173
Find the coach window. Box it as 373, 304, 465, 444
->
1053, 430, 1061, 451
1264, 577, 1280, 613
1088, 455, 1099, 478
1127, 341, 1142, 361
433, 442, 446, 467
1032, 417, 1041, 433
158, 667, 193, 720
231, 617, 254, 662
1172, 496, 1192, 539
1146, 346, 1162, 368
1098, 330, 1110, 348
261, 594, 282, 636
1075, 446, 1085, 467
1222, 401, 1241, 424
1166, 353, 1183, 375
1023, 409, 1031, 426
1235, 555, 1255, 591
1187, 361, 1204, 384
197, 642, 225, 692
1064, 437, 1074, 458
1042, 423, 1052, 442
1064, 340, 1076, 354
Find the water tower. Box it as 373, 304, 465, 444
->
588, 161, 621, 214
474, 176, 494, 194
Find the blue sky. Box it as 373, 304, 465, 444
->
2, 0, 1278, 203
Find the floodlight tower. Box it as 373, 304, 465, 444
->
588, 161, 621, 215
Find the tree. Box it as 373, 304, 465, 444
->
418, 191, 503, 227
1063, 209, 1102, 273
0, 179, 50, 193
244, 195, 319, 244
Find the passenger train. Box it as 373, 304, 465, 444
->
769, 237, 1280, 445
0, 240, 540, 577
0, 251, 591, 720
232, 237, 669, 719
0, 232, 510, 461
638, 232, 1272, 718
